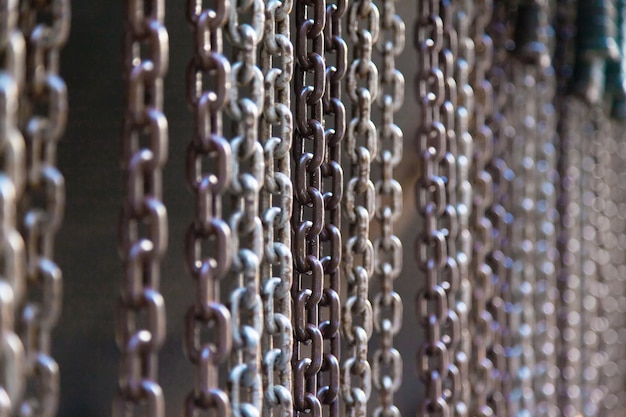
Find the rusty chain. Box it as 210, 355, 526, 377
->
115, 0, 167, 416
371, 0, 404, 415
183, 0, 232, 415
0, 0, 26, 415
17, 1, 68, 416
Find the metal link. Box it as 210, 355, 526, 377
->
183, 0, 233, 416
17, 1, 68, 416
260, 0, 294, 416
0, 2, 26, 413
371, 0, 403, 416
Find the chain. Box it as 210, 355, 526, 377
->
0, 0, 26, 414
452, 2, 473, 414
260, 0, 294, 414
115, 0, 167, 416
414, 0, 452, 415
292, 0, 326, 413
17, 1, 68, 416
371, 0, 403, 415
223, 0, 266, 414
342, 0, 379, 413
182, 0, 232, 415
467, 0, 495, 415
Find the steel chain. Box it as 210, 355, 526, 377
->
115, 0, 167, 416
292, 0, 326, 414
17, 1, 68, 416
414, 0, 452, 415
183, 0, 233, 415
371, 0, 404, 415
0, 0, 26, 414
452, 2, 473, 414
260, 0, 294, 415
224, 0, 266, 415
467, 0, 495, 415
342, 0, 379, 414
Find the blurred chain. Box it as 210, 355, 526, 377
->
342, 0, 378, 414
292, 0, 326, 414
467, 0, 495, 415
115, 0, 167, 416
452, 2, 473, 414
0, 1, 26, 414
224, 0, 266, 416
18, 1, 68, 416
371, 0, 403, 416
182, 0, 232, 415
260, 0, 294, 415
414, 0, 452, 415
485, 1, 511, 414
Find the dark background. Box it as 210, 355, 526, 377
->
56, 1, 422, 415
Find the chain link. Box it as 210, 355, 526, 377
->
183, 0, 232, 415
0, 1, 26, 414
17, 1, 68, 415
115, 0, 167, 416
371, 0, 403, 415
292, 0, 326, 414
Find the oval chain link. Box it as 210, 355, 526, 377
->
18, 1, 68, 416
115, 0, 167, 416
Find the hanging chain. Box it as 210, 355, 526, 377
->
260, 0, 294, 414
414, 0, 452, 415
18, 0, 68, 415
468, 0, 495, 415
342, 0, 378, 414
116, 0, 167, 416
371, 0, 403, 414
452, 2, 473, 414
0, 0, 26, 414
224, 0, 266, 414
292, 0, 325, 413
183, 0, 232, 415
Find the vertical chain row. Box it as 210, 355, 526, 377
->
453, 2, 473, 413
183, 0, 232, 415
260, 0, 294, 414
18, 1, 68, 416
224, 0, 266, 414
116, 0, 167, 416
371, 0, 403, 415
414, 0, 451, 415
292, 0, 325, 413
532, 5, 560, 413
0, 1, 26, 415
342, 0, 378, 414
468, 1, 494, 415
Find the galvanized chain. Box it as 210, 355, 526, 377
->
0, 1, 26, 414
224, 0, 266, 415
485, 1, 512, 414
260, 0, 294, 414
342, 0, 378, 414
115, 0, 167, 416
467, 0, 495, 415
371, 0, 403, 415
17, 1, 68, 416
452, 2, 473, 414
292, 0, 326, 414
182, 0, 232, 415
414, 0, 452, 415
